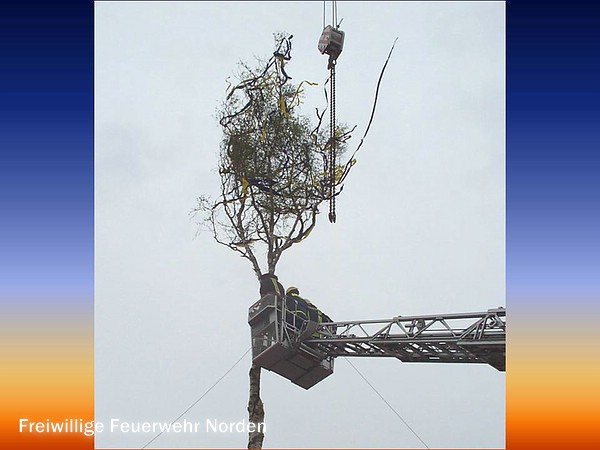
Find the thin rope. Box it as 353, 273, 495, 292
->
323, 0, 326, 29
344, 358, 430, 449
347, 38, 398, 163
141, 347, 252, 449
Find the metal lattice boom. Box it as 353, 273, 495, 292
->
249, 295, 505, 389
304, 308, 506, 371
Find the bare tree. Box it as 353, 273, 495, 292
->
194, 33, 352, 449
197, 35, 352, 278
194, 32, 394, 449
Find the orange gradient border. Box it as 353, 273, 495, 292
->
0, 310, 93, 449
3, 307, 600, 448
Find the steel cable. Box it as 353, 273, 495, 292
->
344, 358, 430, 449
140, 347, 252, 449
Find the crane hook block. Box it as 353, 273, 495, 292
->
318, 25, 345, 61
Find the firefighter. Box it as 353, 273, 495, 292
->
259, 273, 284, 298
286, 286, 338, 337
286, 286, 332, 337
285, 286, 308, 330
287, 286, 325, 319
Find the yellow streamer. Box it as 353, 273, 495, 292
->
241, 176, 250, 196
335, 165, 344, 183
289, 80, 319, 108
278, 96, 289, 116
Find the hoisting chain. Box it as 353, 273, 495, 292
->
328, 62, 337, 223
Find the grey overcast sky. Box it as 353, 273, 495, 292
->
95, 1, 505, 448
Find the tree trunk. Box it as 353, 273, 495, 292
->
247, 364, 265, 449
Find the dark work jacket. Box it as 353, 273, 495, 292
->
259, 273, 285, 298
287, 293, 337, 334
288, 293, 320, 322
284, 295, 304, 330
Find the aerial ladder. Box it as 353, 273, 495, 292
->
248, 294, 506, 389
249, 4, 506, 390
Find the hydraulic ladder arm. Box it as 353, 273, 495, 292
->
304, 308, 506, 371
248, 295, 505, 389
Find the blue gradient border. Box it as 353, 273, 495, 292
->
507, 1, 600, 302
0, 1, 93, 306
